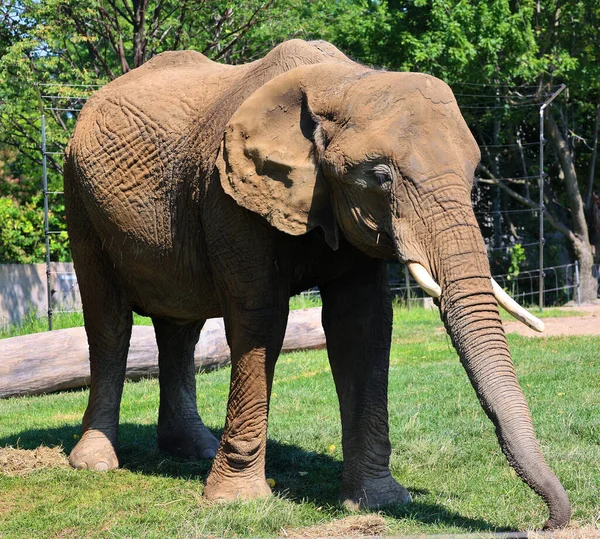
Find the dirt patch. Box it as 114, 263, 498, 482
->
0, 445, 70, 476
283, 520, 599, 538
284, 514, 387, 538
504, 305, 600, 337
529, 524, 600, 538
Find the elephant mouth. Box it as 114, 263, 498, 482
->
406, 262, 545, 333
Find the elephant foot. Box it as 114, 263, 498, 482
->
341, 474, 411, 510
157, 420, 219, 460
69, 429, 119, 471
203, 471, 272, 502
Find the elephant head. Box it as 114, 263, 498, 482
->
216, 63, 570, 529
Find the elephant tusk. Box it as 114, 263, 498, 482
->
407, 263, 544, 332
407, 263, 545, 333
407, 262, 441, 298
491, 279, 545, 333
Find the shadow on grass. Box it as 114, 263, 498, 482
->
0, 423, 504, 533
378, 502, 505, 532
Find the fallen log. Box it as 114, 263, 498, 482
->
0, 307, 325, 399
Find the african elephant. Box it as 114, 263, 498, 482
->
64, 39, 569, 529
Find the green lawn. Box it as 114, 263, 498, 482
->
0, 298, 581, 340
0, 294, 321, 339
0, 307, 598, 537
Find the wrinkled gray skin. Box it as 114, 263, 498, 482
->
64, 39, 570, 529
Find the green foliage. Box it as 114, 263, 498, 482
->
507, 243, 526, 281
0, 309, 82, 338
0, 148, 70, 263
0, 195, 44, 264
1, 0, 600, 273
288, 292, 322, 310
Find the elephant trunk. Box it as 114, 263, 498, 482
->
424, 212, 570, 529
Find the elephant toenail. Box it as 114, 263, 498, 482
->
95, 461, 109, 471
202, 448, 217, 459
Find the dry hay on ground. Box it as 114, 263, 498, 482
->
0, 445, 69, 476
284, 514, 387, 538
529, 525, 600, 538
283, 518, 600, 539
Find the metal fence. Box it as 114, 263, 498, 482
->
492, 262, 580, 307
390, 262, 583, 308
33, 80, 579, 330
40, 84, 97, 329
389, 265, 434, 306
296, 262, 583, 309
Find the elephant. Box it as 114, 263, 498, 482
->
64, 39, 569, 529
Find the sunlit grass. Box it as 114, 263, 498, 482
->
1, 295, 325, 340
2, 296, 584, 341
1, 304, 598, 536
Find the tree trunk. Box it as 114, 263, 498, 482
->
132, 0, 150, 68
573, 237, 598, 302
585, 103, 600, 209
545, 112, 597, 302
492, 114, 502, 249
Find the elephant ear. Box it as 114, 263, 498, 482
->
217, 67, 338, 250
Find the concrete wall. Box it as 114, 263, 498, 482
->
0, 263, 81, 327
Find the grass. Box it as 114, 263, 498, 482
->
0, 308, 599, 537
1, 294, 323, 340
0, 294, 583, 340
0, 311, 153, 340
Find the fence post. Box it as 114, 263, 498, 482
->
539, 105, 544, 311
404, 264, 411, 309
42, 115, 53, 331
575, 261, 581, 306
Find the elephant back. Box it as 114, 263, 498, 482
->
64, 40, 358, 255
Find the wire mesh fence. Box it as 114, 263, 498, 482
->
4, 79, 587, 331
492, 262, 581, 307
390, 262, 582, 308
39, 83, 96, 328
293, 262, 584, 309
50, 270, 82, 314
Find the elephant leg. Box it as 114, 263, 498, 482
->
68, 227, 132, 471
204, 302, 288, 501
319, 257, 411, 509
153, 318, 219, 459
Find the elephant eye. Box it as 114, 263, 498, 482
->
372, 164, 393, 188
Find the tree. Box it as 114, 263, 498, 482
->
0, 0, 314, 263
326, 0, 599, 302
0, 0, 309, 176
471, 0, 600, 302
1, 0, 599, 304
